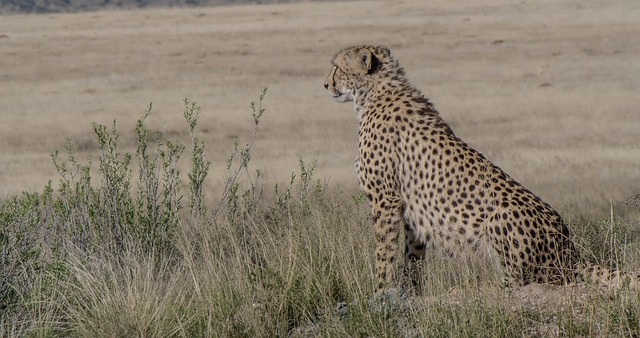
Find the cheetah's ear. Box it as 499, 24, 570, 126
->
358, 48, 381, 75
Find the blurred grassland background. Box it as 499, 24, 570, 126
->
1, 0, 639, 217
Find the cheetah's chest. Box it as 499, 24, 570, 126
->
354, 114, 400, 201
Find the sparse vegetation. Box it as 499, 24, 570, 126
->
2, 0, 640, 336
2, 93, 640, 337
0, 0, 336, 14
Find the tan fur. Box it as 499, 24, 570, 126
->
324, 45, 638, 293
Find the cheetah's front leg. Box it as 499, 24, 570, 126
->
371, 200, 404, 294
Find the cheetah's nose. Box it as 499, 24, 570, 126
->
323, 83, 329, 89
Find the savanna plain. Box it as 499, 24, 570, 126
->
2, 0, 640, 336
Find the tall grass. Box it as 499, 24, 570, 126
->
2, 90, 640, 337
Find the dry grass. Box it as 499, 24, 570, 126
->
1, 0, 639, 217
2, 1, 640, 336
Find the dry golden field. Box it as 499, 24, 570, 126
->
3, 2, 640, 335
1, 0, 639, 218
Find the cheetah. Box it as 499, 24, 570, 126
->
323, 44, 636, 294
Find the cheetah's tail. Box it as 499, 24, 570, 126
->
578, 264, 640, 290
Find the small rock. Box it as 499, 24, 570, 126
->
336, 301, 349, 317
369, 287, 409, 312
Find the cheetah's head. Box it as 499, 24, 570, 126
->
324, 45, 391, 103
